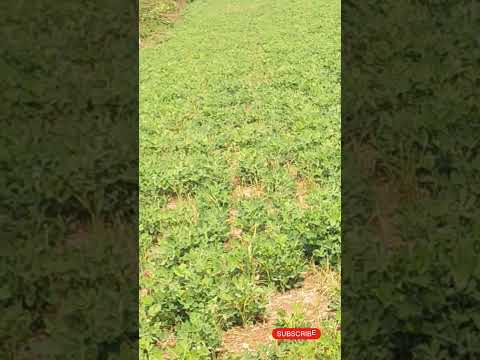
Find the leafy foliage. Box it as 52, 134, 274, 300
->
228, 303, 341, 360
140, 0, 340, 358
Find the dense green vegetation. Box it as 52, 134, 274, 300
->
140, 0, 340, 358
343, 1, 480, 359
1, 2, 137, 359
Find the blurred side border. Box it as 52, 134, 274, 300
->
342, 1, 480, 359
0, 1, 139, 358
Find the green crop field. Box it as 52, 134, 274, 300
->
140, 0, 340, 358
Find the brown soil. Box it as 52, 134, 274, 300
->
232, 183, 264, 200
218, 268, 339, 357
296, 179, 313, 210
164, 0, 187, 22
163, 195, 198, 219
227, 208, 243, 242
140, 0, 188, 49
285, 163, 314, 210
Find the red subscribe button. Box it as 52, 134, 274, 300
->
272, 328, 321, 340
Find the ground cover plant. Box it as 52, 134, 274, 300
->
140, 0, 340, 358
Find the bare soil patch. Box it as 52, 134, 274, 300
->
218, 267, 339, 357
140, 0, 188, 48
232, 183, 264, 200
163, 195, 197, 217
296, 179, 314, 210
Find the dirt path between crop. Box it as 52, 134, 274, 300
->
218, 267, 339, 357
